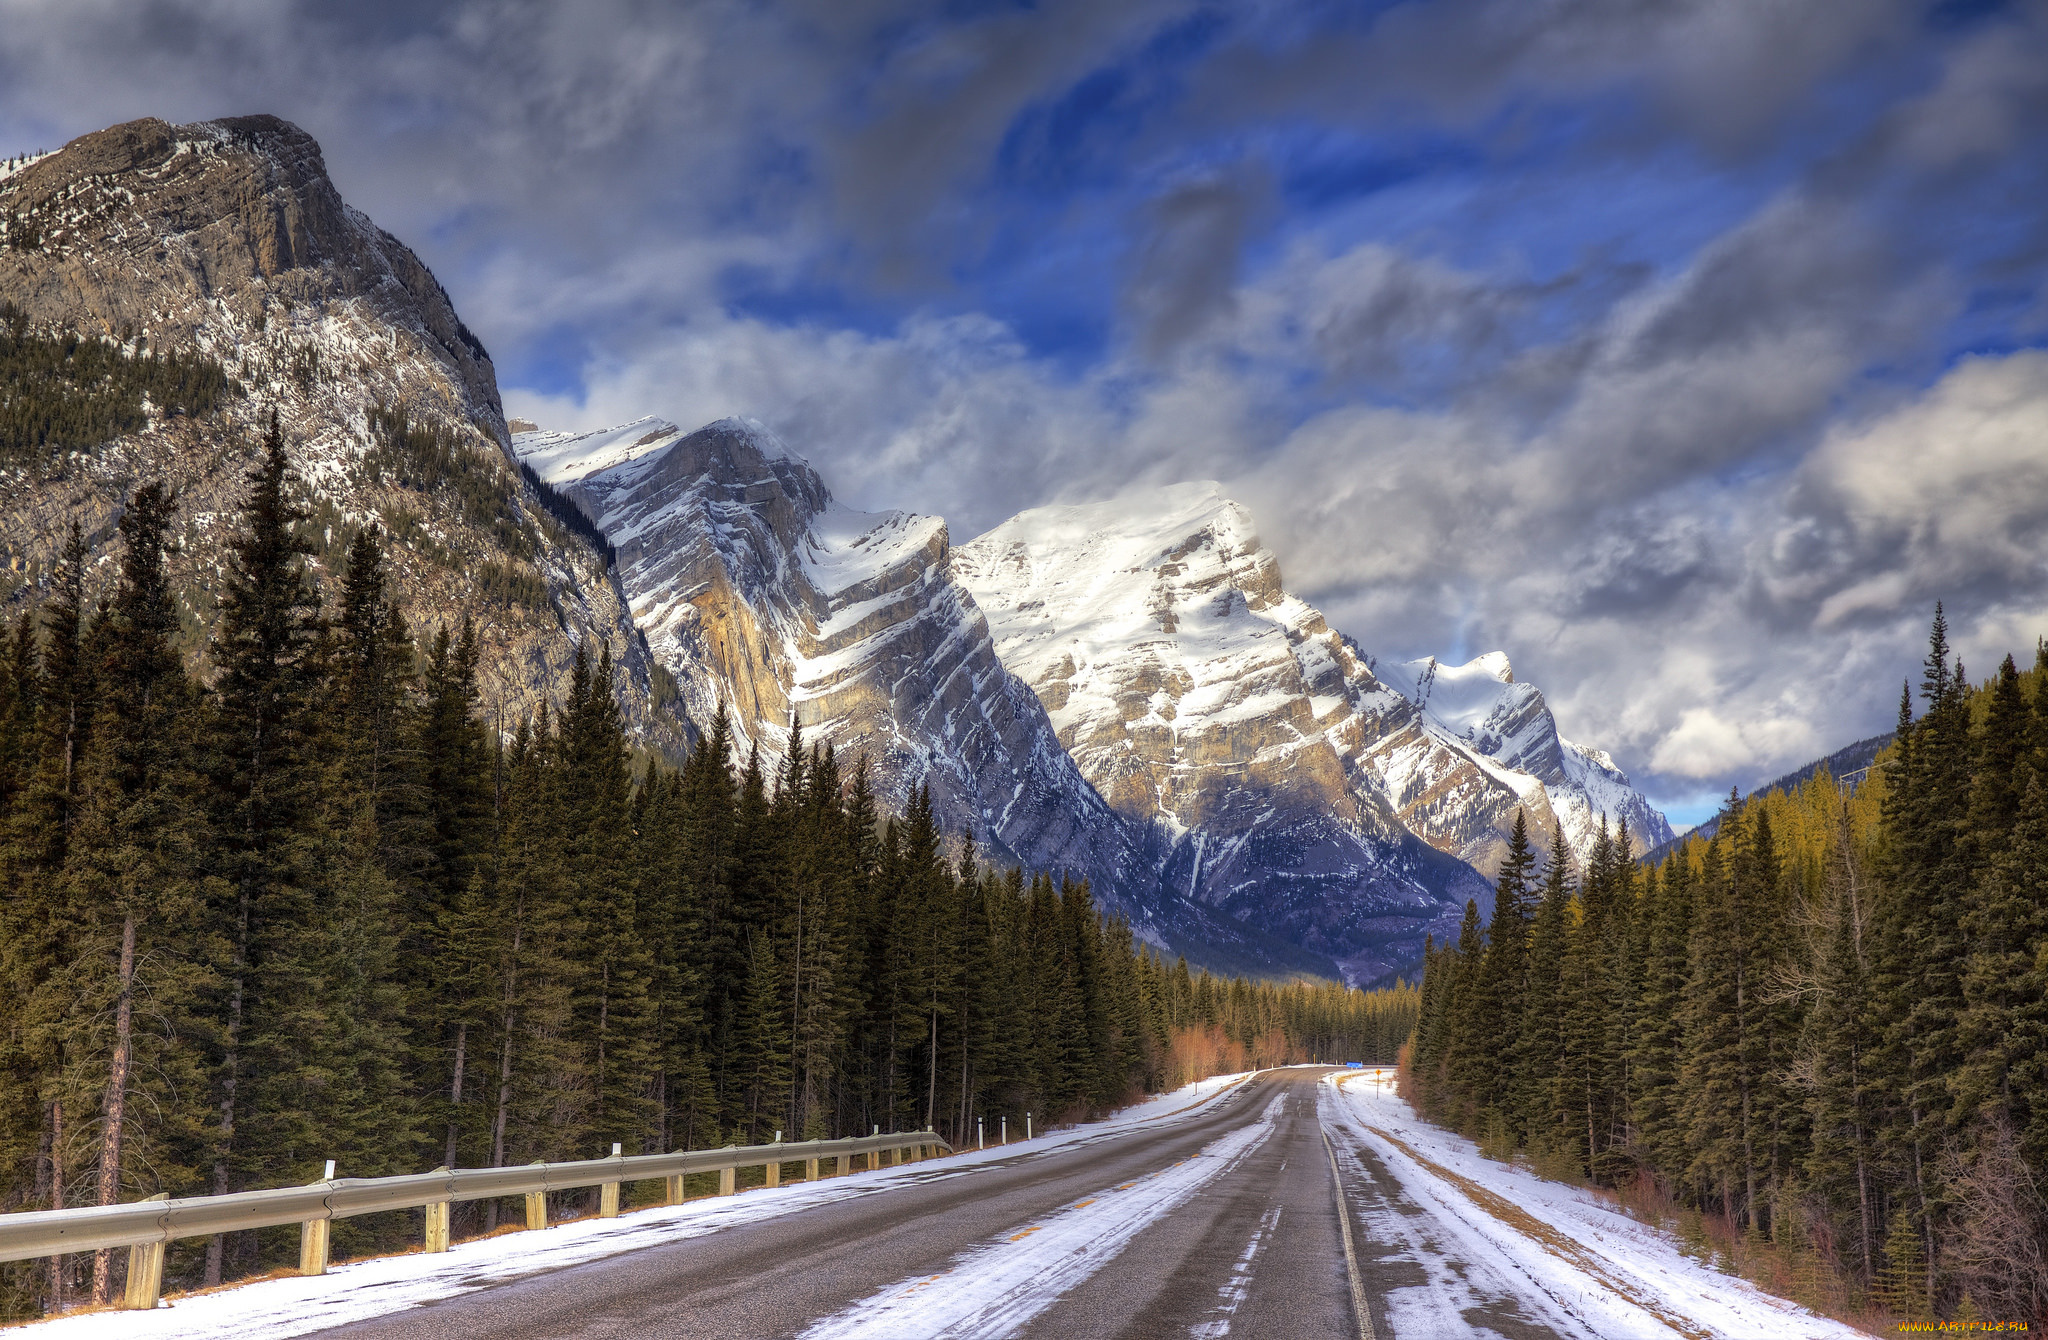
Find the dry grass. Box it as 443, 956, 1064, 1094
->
1366, 1123, 1716, 1339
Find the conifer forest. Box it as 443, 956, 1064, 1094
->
0, 423, 1415, 1315
1410, 610, 2048, 1321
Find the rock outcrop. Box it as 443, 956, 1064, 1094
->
0, 116, 677, 750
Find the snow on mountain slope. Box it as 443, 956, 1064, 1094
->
1374, 654, 1674, 861
955, 483, 1670, 941
955, 483, 1491, 983
513, 417, 1156, 919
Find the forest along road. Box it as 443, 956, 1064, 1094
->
316, 1068, 1366, 1340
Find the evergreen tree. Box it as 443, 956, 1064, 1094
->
1514, 827, 1574, 1154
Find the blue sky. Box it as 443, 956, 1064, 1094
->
4, 0, 2047, 825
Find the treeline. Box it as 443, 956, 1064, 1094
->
0, 304, 232, 464
0, 422, 1404, 1318
1411, 609, 2048, 1322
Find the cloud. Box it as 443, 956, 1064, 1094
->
2, 0, 2044, 809
1649, 707, 1820, 779
1793, 349, 2048, 625
1202, 0, 1920, 157
1125, 171, 1261, 360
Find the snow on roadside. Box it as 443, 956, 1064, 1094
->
19, 1071, 1259, 1339
1327, 1072, 1870, 1340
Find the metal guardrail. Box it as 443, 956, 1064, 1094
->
0, 1129, 951, 1311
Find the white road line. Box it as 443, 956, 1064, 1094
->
1322, 1127, 1378, 1340
799, 1095, 1287, 1340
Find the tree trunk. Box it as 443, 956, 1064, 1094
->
90, 914, 137, 1305
926, 1011, 938, 1132
491, 953, 520, 1167
207, 884, 252, 1288
446, 1022, 468, 1169
49, 1099, 65, 1312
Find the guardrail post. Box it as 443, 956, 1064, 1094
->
425, 1200, 451, 1253
719, 1165, 736, 1196
300, 1160, 335, 1276
121, 1194, 170, 1310
600, 1144, 622, 1218
764, 1160, 780, 1188
523, 1159, 548, 1230
123, 1242, 164, 1310
665, 1172, 684, 1204
805, 1154, 819, 1181
299, 1217, 330, 1276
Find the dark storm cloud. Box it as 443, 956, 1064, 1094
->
1125, 172, 1262, 360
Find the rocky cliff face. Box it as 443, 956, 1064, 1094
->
0, 116, 675, 748
954, 483, 1672, 979
511, 417, 1161, 922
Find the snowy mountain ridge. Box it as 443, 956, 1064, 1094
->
954, 483, 1670, 898
511, 416, 1164, 942
1373, 652, 1674, 862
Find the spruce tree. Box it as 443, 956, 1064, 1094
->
1473, 810, 1535, 1128
1514, 828, 1574, 1154
62, 484, 210, 1302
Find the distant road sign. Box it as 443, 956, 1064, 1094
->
1345, 1062, 1364, 1068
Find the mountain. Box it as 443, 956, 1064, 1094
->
507, 416, 1219, 938
1369, 651, 1675, 864
953, 483, 1672, 981
0, 114, 671, 745
953, 483, 1492, 984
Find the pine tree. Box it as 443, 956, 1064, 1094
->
1513, 828, 1574, 1149
1472, 811, 1535, 1128
1631, 854, 1692, 1183
1799, 804, 1881, 1290
204, 418, 330, 1282
1443, 898, 1486, 1129
62, 484, 213, 1302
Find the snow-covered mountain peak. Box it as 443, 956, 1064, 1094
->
513, 417, 684, 486
1374, 651, 1673, 859
508, 416, 1149, 913
701, 414, 802, 463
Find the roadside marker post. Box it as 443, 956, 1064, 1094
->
600, 1145, 623, 1218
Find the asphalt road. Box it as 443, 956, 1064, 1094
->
316, 1069, 1372, 1340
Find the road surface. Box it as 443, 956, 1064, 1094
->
41, 1065, 1859, 1339
319, 1068, 1377, 1340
